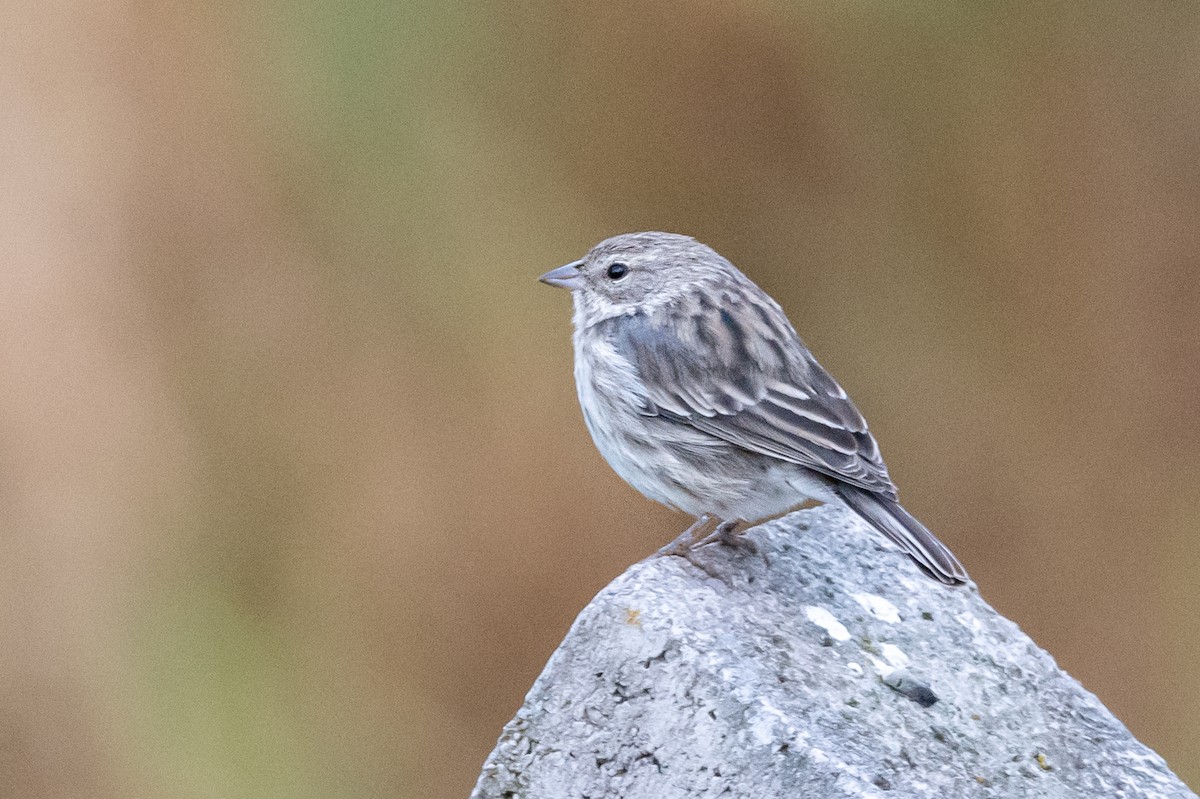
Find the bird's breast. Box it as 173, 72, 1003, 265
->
571, 328, 683, 498
573, 330, 651, 438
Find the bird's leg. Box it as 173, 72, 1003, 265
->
656, 516, 770, 577
654, 514, 732, 580
654, 513, 717, 558
691, 519, 757, 555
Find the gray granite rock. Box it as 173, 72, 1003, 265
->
471, 506, 1194, 798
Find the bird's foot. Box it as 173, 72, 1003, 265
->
694, 520, 771, 567
656, 517, 769, 576
691, 519, 748, 551
654, 513, 716, 559
653, 514, 728, 579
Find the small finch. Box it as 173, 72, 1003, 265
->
540, 232, 967, 585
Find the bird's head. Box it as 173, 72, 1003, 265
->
539, 231, 745, 326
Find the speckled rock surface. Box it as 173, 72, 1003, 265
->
471, 506, 1194, 799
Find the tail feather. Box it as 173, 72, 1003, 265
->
833, 485, 968, 585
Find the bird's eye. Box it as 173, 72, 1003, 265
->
606, 262, 629, 280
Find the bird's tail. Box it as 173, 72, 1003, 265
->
833, 485, 968, 585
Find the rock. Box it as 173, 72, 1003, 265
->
471, 506, 1195, 798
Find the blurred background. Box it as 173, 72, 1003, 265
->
2, 2, 1198, 796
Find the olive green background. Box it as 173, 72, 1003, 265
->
2, 3, 1198, 797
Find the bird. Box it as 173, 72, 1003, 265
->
539, 231, 968, 585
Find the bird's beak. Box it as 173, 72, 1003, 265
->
538, 260, 585, 290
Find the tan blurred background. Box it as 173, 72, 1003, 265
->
2, 2, 1198, 796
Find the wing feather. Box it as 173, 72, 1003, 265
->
607, 287, 898, 498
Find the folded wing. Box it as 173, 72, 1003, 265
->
607, 287, 898, 499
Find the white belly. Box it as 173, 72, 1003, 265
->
572, 330, 836, 521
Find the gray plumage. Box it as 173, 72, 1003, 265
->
540, 231, 968, 585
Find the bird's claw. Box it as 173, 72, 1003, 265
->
656, 517, 771, 572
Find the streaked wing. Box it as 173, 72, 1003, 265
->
608, 287, 898, 498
